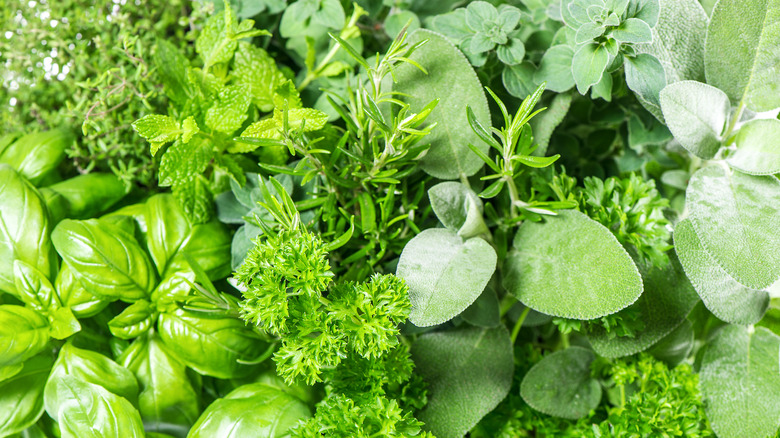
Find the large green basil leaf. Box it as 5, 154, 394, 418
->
504, 210, 643, 319
0, 164, 56, 297
188, 382, 311, 437
686, 166, 780, 289
520, 347, 601, 419
158, 309, 268, 379
675, 219, 769, 325
411, 326, 513, 438
0, 129, 71, 185
40, 173, 128, 222
397, 228, 497, 327
700, 325, 780, 438
108, 300, 155, 340
0, 305, 49, 370
393, 29, 490, 180
51, 376, 144, 438
0, 353, 52, 436
118, 333, 199, 433
145, 194, 231, 279
13, 260, 58, 314
704, 0, 780, 111
52, 218, 156, 301
54, 264, 109, 318
44, 342, 139, 419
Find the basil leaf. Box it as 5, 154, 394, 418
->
520, 347, 601, 419
188, 382, 311, 437
504, 210, 642, 320
0, 353, 52, 436
397, 229, 497, 327
52, 218, 156, 301
0, 129, 71, 185
54, 264, 109, 318
0, 305, 49, 370
108, 300, 155, 340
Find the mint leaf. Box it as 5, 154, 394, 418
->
231, 42, 286, 112
196, 11, 238, 68
132, 115, 181, 153
158, 140, 214, 187
205, 84, 252, 134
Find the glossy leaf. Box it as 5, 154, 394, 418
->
396, 229, 497, 327
411, 326, 513, 438
0, 305, 49, 369
686, 166, 780, 289
0, 354, 52, 437
108, 300, 155, 339
727, 119, 780, 175
659, 81, 729, 159
394, 29, 491, 180
700, 325, 780, 438
0, 129, 71, 185
674, 219, 768, 325
520, 347, 600, 419
504, 210, 642, 319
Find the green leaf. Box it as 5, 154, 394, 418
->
460, 285, 500, 328
628, 0, 660, 27
503, 62, 539, 99
44, 342, 139, 419
466, 1, 499, 30
40, 172, 128, 221
0, 305, 49, 369
385, 11, 421, 39
572, 43, 608, 94
611, 17, 652, 43
394, 29, 491, 180
397, 229, 497, 327
52, 219, 156, 301
181, 116, 199, 143
496, 38, 525, 65
529, 91, 573, 156
686, 166, 780, 289
411, 326, 513, 438
281, 108, 329, 132
503, 210, 642, 319
231, 42, 286, 112
0, 129, 72, 185
154, 39, 191, 105
535, 45, 575, 93
575, 22, 605, 44
514, 154, 560, 168
205, 84, 252, 134
51, 376, 144, 438
47, 307, 81, 340
118, 333, 200, 430
428, 182, 488, 238
648, 319, 694, 366
0, 165, 56, 297
158, 308, 269, 379
705, 0, 780, 111
727, 119, 780, 175
132, 115, 180, 150
172, 176, 214, 224
188, 382, 311, 437
54, 264, 107, 318
158, 140, 214, 187
659, 80, 729, 159
587, 254, 699, 357
196, 10, 238, 68
674, 219, 769, 325
0, 353, 51, 437
624, 54, 667, 119
144, 194, 231, 279
108, 300, 155, 340
700, 325, 780, 438
520, 347, 601, 419
13, 260, 57, 315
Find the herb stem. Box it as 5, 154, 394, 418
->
722, 102, 745, 146
510, 306, 531, 344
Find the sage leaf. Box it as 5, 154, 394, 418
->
460, 285, 500, 328
504, 210, 642, 320
428, 182, 488, 238
674, 219, 768, 325
727, 119, 780, 175
396, 228, 497, 327
529, 91, 573, 156
411, 326, 513, 438
687, 166, 780, 289
705, 0, 780, 111
625, 53, 667, 118
700, 325, 780, 438
659, 80, 729, 159
394, 29, 491, 180
520, 347, 601, 419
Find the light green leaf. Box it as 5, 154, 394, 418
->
587, 254, 699, 357
40, 172, 128, 221
727, 119, 780, 175
0, 353, 51, 437
397, 229, 496, 327
52, 219, 155, 301
572, 43, 608, 94
196, 10, 238, 68
687, 166, 780, 289
611, 17, 652, 43
535, 45, 575, 93
154, 39, 191, 105
411, 326, 513, 438
431, 9, 473, 42
118, 333, 200, 430
627, 0, 660, 27
496, 38, 525, 65
575, 22, 605, 44
13, 260, 57, 315
529, 91, 573, 156
108, 300, 155, 340
47, 307, 81, 340
158, 309, 269, 379
503, 62, 539, 99
205, 84, 252, 134
428, 182, 488, 238
659, 80, 729, 159
280, 108, 329, 132
0, 129, 72, 185
700, 325, 780, 438
181, 116, 199, 143
705, 0, 780, 111
231, 42, 286, 112
385, 11, 421, 39
54, 264, 107, 318
394, 29, 491, 180
44, 342, 139, 419
0, 305, 49, 369
158, 139, 214, 187
674, 219, 768, 325
132, 115, 180, 147
624, 53, 667, 118
503, 210, 642, 320
188, 382, 311, 437
0, 165, 56, 297
520, 347, 600, 419
460, 285, 500, 328
53, 377, 144, 438
466, 1, 499, 30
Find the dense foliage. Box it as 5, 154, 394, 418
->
2, 0, 780, 437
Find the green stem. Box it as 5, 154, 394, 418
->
510, 306, 531, 344
505, 174, 521, 219
722, 102, 745, 146
561, 331, 570, 349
